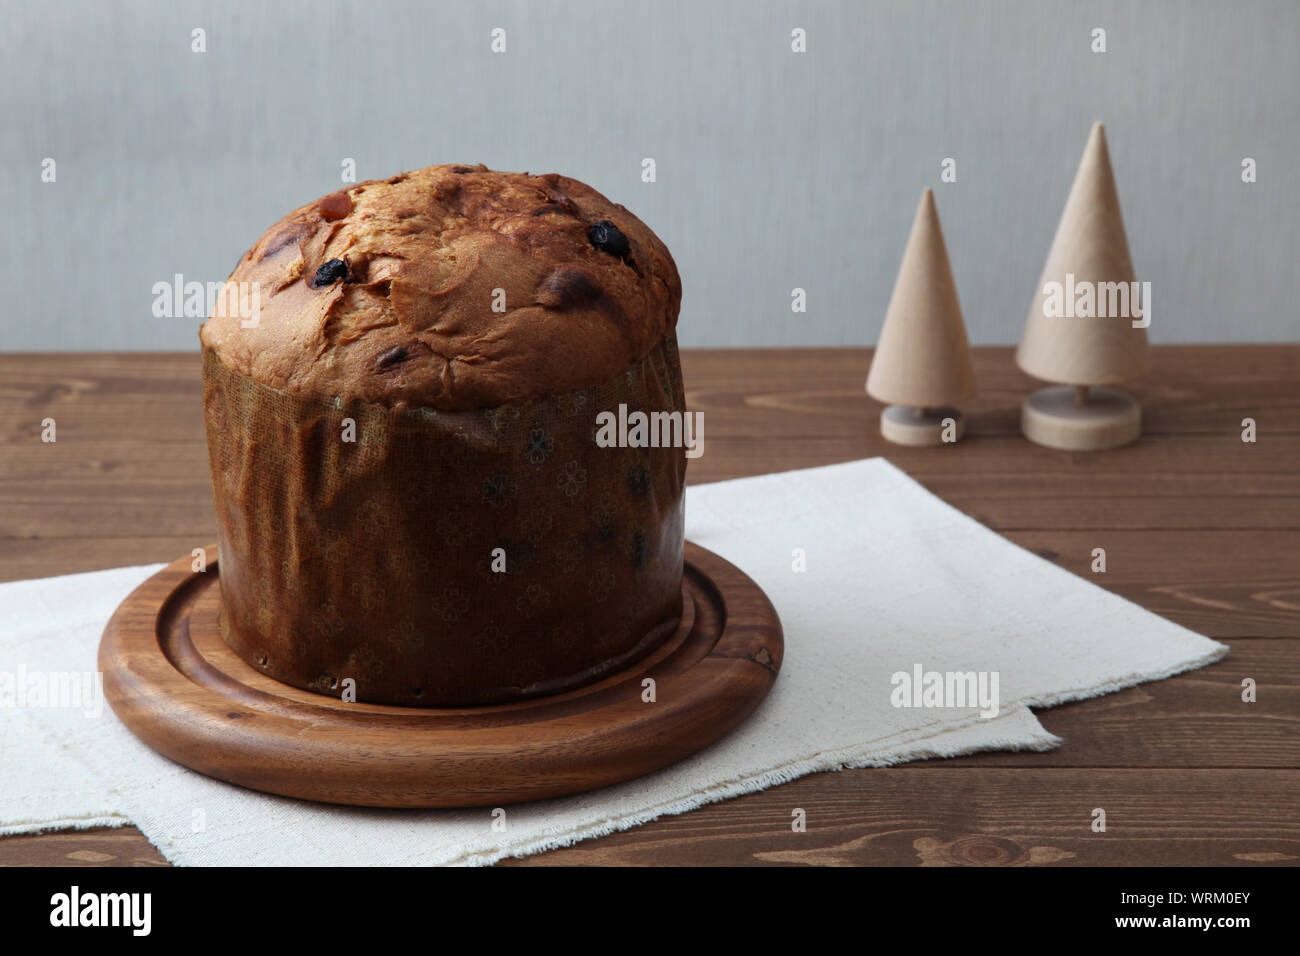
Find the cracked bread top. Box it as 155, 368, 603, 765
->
198, 164, 682, 410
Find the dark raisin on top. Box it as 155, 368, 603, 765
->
588, 220, 631, 259
536, 267, 602, 309
450, 165, 475, 174
311, 258, 349, 288
375, 345, 409, 371
372, 339, 433, 374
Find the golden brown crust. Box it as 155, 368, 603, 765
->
199, 164, 682, 410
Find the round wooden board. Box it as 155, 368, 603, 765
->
99, 541, 783, 808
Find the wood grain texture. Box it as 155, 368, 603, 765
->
497, 769, 1300, 866
2, 345, 1297, 865
97, 542, 781, 808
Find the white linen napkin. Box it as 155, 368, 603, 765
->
0, 458, 1227, 865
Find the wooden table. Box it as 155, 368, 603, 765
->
2, 346, 1296, 866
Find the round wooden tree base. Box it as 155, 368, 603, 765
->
880, 404, 965, 445
98, 542, 783, 809
1021, 386, 1141, 451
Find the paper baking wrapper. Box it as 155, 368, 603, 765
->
202, 334, 686, 707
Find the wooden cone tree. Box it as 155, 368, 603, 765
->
1016, 122, 1149, 450
866, 188, 977, 445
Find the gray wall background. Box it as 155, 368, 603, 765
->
4, 0, 1297, 351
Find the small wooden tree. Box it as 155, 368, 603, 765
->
866, 188, 977, 445
1016, 123, 1150, 450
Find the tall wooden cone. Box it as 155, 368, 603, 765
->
1017, 122, 1149, 385
866, 188, 977, 409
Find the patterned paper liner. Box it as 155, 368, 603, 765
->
202, 334, 687, 707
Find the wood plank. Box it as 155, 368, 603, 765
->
3, 347, 1297, 442
9, 432, 1288, 485
1002, 531, 1299, 638
1, 450, 1292, 537
497, 768, 1300, 866
0, 352, 201, 397
1, 345, 1291, 386
3, 489, 1288, 538
11, 454, 1284, 497
0, 536, 205, 582
6, 395, 1290, 442
0, 446, 214, 540
964, 638, 1299, 768
683, 345, 1294, 463
0, 827, 167, 867
7, 766, 1296, 868
679, 346, 1300, 436
683, 436, 1300, 480
938, 496, 1295, 531
679, 388, 1300, 439
914, 470, 1300, 499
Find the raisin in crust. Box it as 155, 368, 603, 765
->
199, 164, 683, 411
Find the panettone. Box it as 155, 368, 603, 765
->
199, 164, 686, 707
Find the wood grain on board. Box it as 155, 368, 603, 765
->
1, 345, 1296, 866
